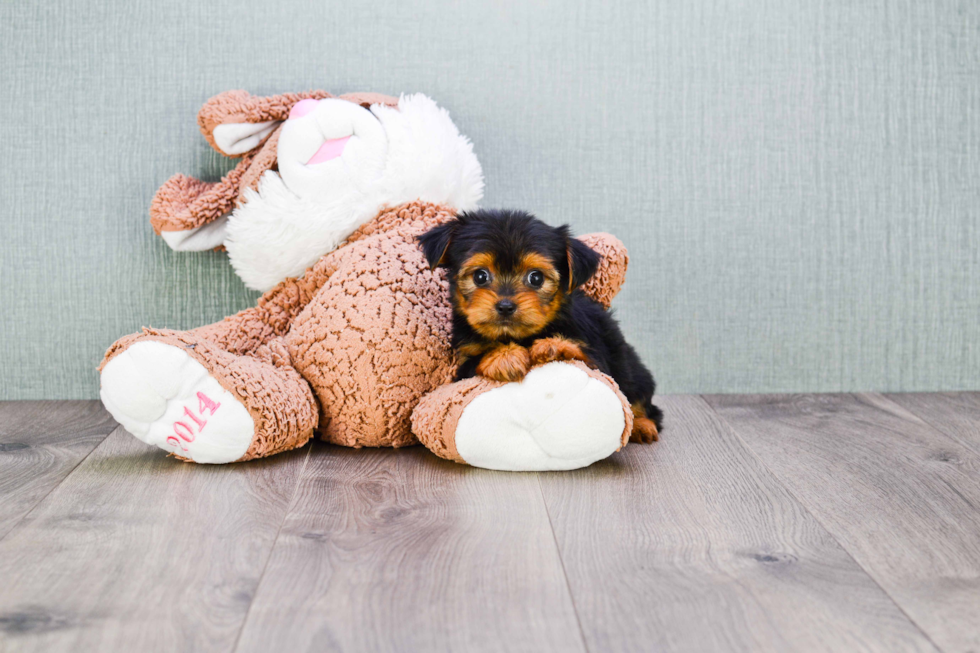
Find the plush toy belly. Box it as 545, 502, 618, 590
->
284, 231, 455, 448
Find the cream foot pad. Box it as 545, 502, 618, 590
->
100, 341, 254, 463
454, 362, 626, 471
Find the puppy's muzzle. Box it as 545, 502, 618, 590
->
495, 299, 517, 317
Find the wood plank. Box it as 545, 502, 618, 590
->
887, 392, 980, 456
541, 396, 934, 651
0, 426, 310, 652
706, 392, 980, 653
0, 401, 116, 540
539, 395, 936, 653
235, 443, 585, 653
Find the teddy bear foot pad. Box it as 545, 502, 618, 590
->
100, 341, 254, 463
455, 362, 627, 471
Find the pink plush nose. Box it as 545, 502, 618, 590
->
289, 98, 319, 120
306, 136, 351, 165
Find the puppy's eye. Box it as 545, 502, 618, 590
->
525, 270, 545, 289
472, 268, 491, 287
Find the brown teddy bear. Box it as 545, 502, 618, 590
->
99, 90, 635, 471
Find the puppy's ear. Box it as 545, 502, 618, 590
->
566, 237, 601, 292
417, 221, 457, 270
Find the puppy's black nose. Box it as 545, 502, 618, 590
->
496, 299, 517, 317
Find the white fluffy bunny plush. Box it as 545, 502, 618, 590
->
152, 90, 483, 290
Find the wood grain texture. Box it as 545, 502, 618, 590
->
234, 443, 585, 653
886, 392, 980, 457
706, 393, 980, 653
5, 394, 980, 652
0, 401, 116, 540
0, 426, 310, 653
539, 394, 937, 653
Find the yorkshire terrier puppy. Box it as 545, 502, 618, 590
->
418, 209, 663, 443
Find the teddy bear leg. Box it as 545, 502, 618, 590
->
99, 330, 317, 464
411, 361, 633, 471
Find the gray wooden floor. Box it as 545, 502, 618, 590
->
1, 394, 979, 652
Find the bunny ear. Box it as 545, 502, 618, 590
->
150, 157, 249, 234
151, 122, 287, 250
211, 120, 280, 156
198, 89, 332, 157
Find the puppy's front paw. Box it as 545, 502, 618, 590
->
630, 416, 660, 444
476, 343, 530, 383
628, 401, 660, 444
530, 336, 590, 366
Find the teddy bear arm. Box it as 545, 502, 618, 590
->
188, 246, 347, 356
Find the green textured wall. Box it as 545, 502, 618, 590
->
2, 0, 978, 399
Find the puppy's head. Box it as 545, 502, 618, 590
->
418, 209, 600, 340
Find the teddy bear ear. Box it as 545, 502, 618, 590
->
576, 233, 629, 308
197, 89, 333, 157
